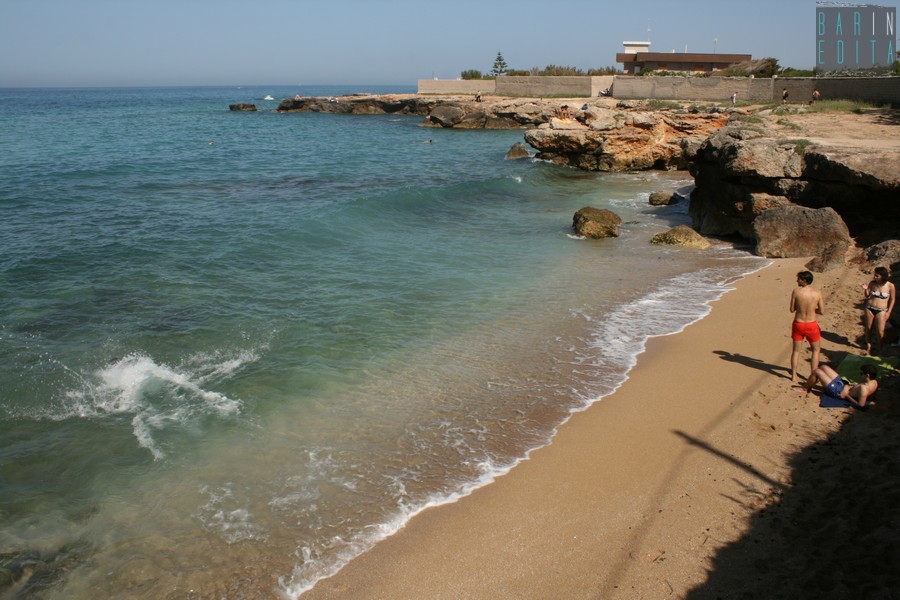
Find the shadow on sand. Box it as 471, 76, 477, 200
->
683, 372, 900, 599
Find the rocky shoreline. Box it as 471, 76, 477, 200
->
233, 94, 900, 269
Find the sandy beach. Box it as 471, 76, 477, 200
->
302, 253, 899, 599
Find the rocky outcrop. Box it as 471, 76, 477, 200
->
573, 207, 622, 239
277, 95, 438, 116
650, 225, 711, 249
524, 106, 730, 171
275, 95, 563, 128
690, 121, 900, 254
506, 142, 530, 160
229, 104, 257, 111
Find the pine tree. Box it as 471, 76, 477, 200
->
491, 51, 509, 76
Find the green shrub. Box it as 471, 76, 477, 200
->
460, 69, 483, 80
646, 99, 683, 109
776, 118, 803, 130
781, 138, 813, 154
540, 65, 585, 76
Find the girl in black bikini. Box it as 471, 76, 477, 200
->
861, 266, 896, 354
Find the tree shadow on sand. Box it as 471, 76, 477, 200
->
683, 372, 900, 600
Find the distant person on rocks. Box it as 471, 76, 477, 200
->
812, 88, 821, 103
475, 92, 483, 102
557, 105, 571, 119
782, 88, 789, 104
731, 91, 737, 106
789, 270, 825, 382
802, 363, 878, 409
861, 266, 895, 354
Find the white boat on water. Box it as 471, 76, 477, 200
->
263, 95, 275, 101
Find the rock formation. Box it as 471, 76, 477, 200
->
524, 105, 729, 171
573, 207, 622, 239
650, 225, 711, 249
689, 119, 900, 263
277, 95, 438, 116
275, 95, 560, 128
229, 104, 257, 111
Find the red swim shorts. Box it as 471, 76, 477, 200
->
791, 320, 821, 342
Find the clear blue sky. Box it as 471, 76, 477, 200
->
0, 0, 892, 87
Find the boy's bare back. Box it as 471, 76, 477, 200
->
791, 284, 825, 322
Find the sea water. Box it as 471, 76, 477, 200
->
0, 85, 766, 598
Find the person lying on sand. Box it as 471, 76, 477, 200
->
799, 363, 878, 409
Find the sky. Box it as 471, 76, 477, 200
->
0, 0, 895, 88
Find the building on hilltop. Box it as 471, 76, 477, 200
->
616, 41, 752, 75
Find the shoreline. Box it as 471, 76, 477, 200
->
298, 256, 897, 598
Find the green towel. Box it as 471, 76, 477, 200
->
836, 353, 900, 384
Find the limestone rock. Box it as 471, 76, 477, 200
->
689, 120, 900, 249
229, 104, 257, 111
506, 142, 530, 160
805, 242, 849, 273
650, 225, 711, 249
428, 106, 466, 128
649, 190, 682, 206
525, 107, 729, 172
752, 206, 851, 262
573, 207, 622, 239
865, 240, 900, 270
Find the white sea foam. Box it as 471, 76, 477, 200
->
277, 454, 522, 598
54, 352, 253, 459
196, 483, 268, 543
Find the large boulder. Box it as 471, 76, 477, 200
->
650, 225, 711, 249
573, 207, 623, 238
752, 206, 851, 266
229, 104, 257, 111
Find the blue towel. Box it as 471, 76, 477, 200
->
819, 394, 853, 408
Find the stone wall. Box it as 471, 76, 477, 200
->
417, 76, 613, 97
419, 75, 900, 104
610, 76, 772, 101
417, 79, 496, 95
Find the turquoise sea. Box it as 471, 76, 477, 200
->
0, 85, 766, 598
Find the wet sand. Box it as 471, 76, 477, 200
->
302, 256, 899, 599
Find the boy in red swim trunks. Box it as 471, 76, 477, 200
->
789, 271, 825, 382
